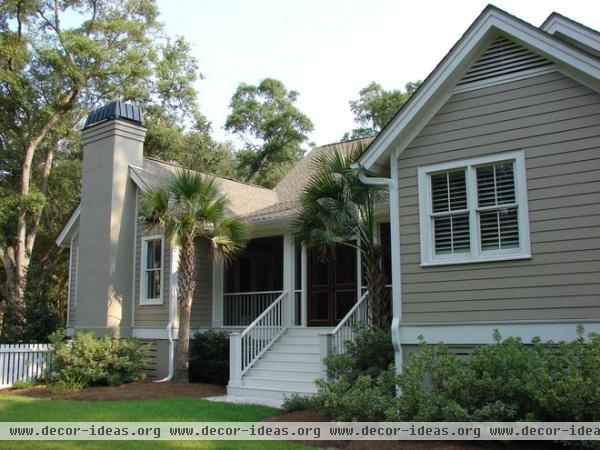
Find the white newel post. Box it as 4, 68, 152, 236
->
229, 332, 242, 387
283, 234, 294, 327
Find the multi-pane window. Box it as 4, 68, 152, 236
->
430, 170, 470, 255
418, 151, 530, 265
141, 236, 163, 304
476, 163, 519, 251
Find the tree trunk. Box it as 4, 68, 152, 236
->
174, 237, 196, 382
363, 248, 390, 330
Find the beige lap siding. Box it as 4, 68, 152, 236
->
134, 206, 214, 329
67, 234, 79, 327
398, 71, 600, 323
133, 212, 170, 328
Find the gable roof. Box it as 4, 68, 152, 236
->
541, 12, 600, 58
130, 157, 279, 217
357, 5, 600, 172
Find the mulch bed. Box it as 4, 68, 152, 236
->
268, 411, 562, 450
0, 381, 225, 401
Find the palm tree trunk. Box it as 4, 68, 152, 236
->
363, 248, 390, 329
175, 237, 196, 382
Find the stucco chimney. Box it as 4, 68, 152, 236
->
76, 101, 146, 336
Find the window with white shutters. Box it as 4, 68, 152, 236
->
418, 151, 530, 265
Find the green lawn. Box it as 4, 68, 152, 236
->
0, 395, 312, 450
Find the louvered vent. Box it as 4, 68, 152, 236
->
457, 37, 553, 86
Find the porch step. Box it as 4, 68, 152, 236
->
261, 351, 320, 363
254, 360, 321, 372
227, 326, 326, 402
248, 368, 321, 382
269, 343, 318, 354
278, 335, 320, 345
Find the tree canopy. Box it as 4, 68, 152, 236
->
344, 81, 421, 140
0, 0, 206, 340
225, 78, 314, 188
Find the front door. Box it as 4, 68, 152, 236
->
307, 245, 357, 326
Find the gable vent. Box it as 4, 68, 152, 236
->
457, 37, 553, 86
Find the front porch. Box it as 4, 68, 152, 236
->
211, 228, 389, 400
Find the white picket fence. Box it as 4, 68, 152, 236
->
0, 344, 52, 388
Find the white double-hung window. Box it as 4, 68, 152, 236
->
418, 151, 530, 265
140, 235, 164, 304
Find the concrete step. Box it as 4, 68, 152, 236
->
253, 359, 322, 372
227, 385, 316, 403
247, 368, 321, 383
242, 376, 318, 393
261, 351, 321, 363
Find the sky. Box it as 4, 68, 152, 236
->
155, 0, 600, 148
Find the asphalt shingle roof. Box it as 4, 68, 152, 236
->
131, 138, 371, 223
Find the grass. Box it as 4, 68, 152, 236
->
0, 394, 312, 450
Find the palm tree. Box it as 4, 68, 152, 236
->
140, 170, 246, 382
291, 142, 390, 329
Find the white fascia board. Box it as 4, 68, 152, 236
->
359, 7, 600, 172
541, 14, 600, 57
55, 204, 81, 247
129, 165, 149, 191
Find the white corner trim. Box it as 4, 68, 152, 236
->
55, 204, 81, 247
398, 321, 600, 345
417, 150, 531, 266
139, 234, 165, 305
358, 7, 600, 171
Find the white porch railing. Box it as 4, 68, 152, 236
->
0, 344, 51, 388
319, 291, 370, 373
223, 290, 283, 326
229, 291, 289, 386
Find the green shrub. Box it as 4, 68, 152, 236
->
325, 326, 394, 381
310, 325, 600, 427
11, 379, 36, 390
282, 394, 316, 412
397, 328, 600, 423
45, 330, 150, 390
189, 330, 230, 385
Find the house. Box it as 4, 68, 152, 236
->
57, 5, 600, 402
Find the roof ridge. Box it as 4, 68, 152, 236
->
143, 156, 276, 192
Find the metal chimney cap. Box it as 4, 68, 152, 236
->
84, 101, 145, 128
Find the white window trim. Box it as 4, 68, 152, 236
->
140, 234, 165, 305
418, 150, 531, 266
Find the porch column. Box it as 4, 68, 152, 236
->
211, 258, 224, 328
301, 245, 307, 327
283, 233, 294, 326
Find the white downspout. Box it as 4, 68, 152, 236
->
356, 153, 403, 374
155, 245, 179, 382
